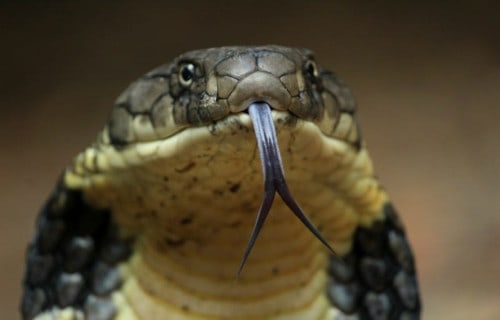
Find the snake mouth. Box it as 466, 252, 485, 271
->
239, 102, 335, 274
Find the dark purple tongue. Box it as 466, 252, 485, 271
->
239, 102, 335, 274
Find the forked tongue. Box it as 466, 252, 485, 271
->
238, 102, 335, 274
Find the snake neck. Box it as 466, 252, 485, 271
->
65, 119, 387, 319
118, 197, 331, 319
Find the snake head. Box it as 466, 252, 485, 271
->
104, 46, 360, 149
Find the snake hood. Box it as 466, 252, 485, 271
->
22, 46, 421, 320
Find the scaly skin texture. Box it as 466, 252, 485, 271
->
21, 46, 421, 320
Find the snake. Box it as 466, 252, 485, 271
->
21, 46, 421, 320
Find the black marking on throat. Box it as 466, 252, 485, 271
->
238, 102, 335, 274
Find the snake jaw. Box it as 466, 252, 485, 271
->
239, 102, 335, 274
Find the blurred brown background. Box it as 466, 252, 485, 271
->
1, 1, 499, 319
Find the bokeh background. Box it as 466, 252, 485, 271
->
1, 1, 499, 319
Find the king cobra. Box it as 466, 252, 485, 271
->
21, 46, 421, 320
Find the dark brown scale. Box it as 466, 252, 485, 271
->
393, 271, 419, 310
56, 273, 84, 307
26, 249, 55, 286
364, 292, 392, 320
326, 204, 421, 319
91, 262, 123, 295
388, 231, 415, 272
328, 254, 355, 283
360, 258, 389, 291
400, 311, 420, 320
84, 295, 117, 320
21, 288, 47, 319
20, 185, 133, 320
355, 220, 387, 257
64, 237, 95, 272
108, 106, 132, 147
327, 281, 361, 314
36, 218, 66, 254
99, 224, 133, 263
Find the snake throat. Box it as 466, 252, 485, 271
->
239, 102, 335, 274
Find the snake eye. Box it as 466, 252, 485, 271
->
304, 59, 319, 79
178, 63, 196, 87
